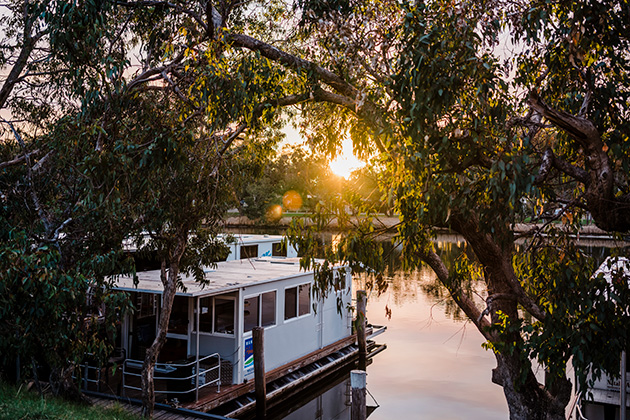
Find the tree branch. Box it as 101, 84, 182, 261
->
116, 1, 208, 31
451, 213, 547, 322
126, 51, 185, 91
0, 9, 46, 110
0, 149, 40, 170
228, 33, 388, 153
535, 148, 589, 185
3, 119, 50, 231
528, 91, 600, 149
418, 248, 494, 340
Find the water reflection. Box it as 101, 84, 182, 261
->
278, 377, 351, 420
359, 236, 626, 420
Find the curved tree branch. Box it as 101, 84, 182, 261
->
228, 33, 388, 154
0, 9, 47, 110
535, 147, 589, 185
418, 248, 494, 340
528, 92, 630, 232
450, 213, 547, 323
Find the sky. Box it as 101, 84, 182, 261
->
281, 124, 365, 179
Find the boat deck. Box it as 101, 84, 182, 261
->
86, 334, 358, 415
188, 335, 357, 413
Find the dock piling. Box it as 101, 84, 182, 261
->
356, 290, 367, 371
253, 326, 266, 420
351, 370, 367, 420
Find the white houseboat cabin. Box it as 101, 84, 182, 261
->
221, 234, 299, 261
111, 256, 353, 405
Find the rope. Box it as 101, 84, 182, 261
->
366, 387, 380, 408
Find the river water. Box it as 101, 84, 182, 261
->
361, 266, 508, 419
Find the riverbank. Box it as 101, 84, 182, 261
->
0, 381, 140, 420
225, 215, 625, 240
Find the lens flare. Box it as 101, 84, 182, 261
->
282, 190, 303, 211
265, 204, 283, 222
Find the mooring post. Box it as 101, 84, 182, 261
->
351, 369, 367, 420
356, 290, 367, 371
253, 326, 266, 420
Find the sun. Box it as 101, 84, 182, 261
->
329, 138, 365, 179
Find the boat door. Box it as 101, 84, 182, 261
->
127, 292, 158, 360
160, 295, 191, 362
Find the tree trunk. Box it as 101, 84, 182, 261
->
49, 364, 89, 403
140, 275, 176, 418
492, 352, 572, 420
448, 214, 572, 419
141, 233, 188, 418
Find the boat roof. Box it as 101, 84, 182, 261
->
123, 233, 289, 253
221, 233, 289, 245
112, 257, 317, 297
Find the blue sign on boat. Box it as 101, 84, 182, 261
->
244, 337, 254, 376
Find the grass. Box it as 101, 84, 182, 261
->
0, 381, 140, 420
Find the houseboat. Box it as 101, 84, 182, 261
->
91, 248, 386, 417
574, 257, 630, 420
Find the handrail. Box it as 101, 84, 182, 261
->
77, 363, 102, 391
122, 353, 222, 398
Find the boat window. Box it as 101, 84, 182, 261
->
261, 291, 276, 327
243, 296, 259, 333
199, 297, 212, 333
298, 284, 311, 316
137, 293, 157, 318
272, 242, 286, 257
284, 287, 297, 320
241, 245, 258, 259
167, 296, 189, 335
244, 291, 276, 332
214, 298, 235, 334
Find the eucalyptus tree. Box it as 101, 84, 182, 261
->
2, 0, 629, 419
0, 0, 140, 400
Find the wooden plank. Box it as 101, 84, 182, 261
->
152, 411, 173, 419
356, 290, 367, 371
127, 404, 143, 416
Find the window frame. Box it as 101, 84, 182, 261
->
197, 295, 236, 337
284, 282, 312, 322
243, 290, 277, 333
240, 244, 258, 259
272, 242, 287, 257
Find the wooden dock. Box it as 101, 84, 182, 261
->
89, 395, 191, 419
85, 326, 385, 419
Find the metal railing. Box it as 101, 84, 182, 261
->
77, 362, 102, 391
122, 353, 222, 400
